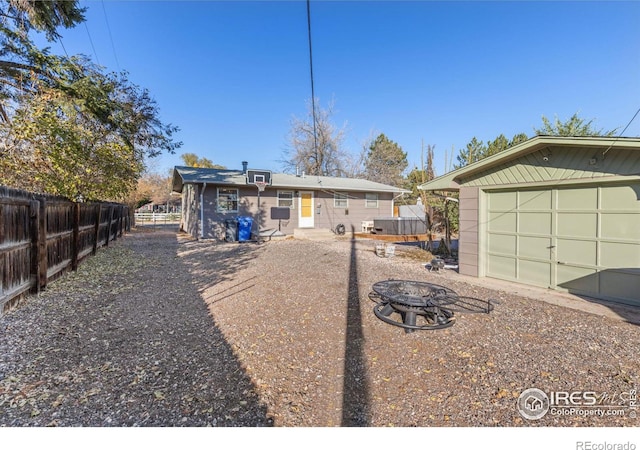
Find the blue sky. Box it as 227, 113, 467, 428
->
38, 0, 640, 177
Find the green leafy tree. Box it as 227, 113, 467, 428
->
1, 0, 86, 39
0, 1, 86, 121
180, 153, 225, 169
1, 86, 143, 200
0, 0, 181, 199
535, 112, 616, 137
364, 133, 408, 187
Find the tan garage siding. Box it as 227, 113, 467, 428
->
459, 187, 479, 277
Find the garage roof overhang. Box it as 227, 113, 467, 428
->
418, 135, 640, 192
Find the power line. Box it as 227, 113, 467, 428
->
84, 22, 101, 66
306, 0, 319, 171
101, 0, 120, 71
602, 106, 640, 156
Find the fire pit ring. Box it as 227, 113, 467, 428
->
370, 280, 458, 332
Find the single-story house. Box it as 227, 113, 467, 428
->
419, 136, 640, 306
172, 163, 409, 240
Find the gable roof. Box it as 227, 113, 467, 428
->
172, 166, 410, 194
419, 136, 640, 191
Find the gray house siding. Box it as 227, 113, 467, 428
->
313, 191, 394, 232
186, 184, 396, 239
201, 186, 259, 239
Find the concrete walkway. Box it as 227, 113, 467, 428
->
441, 269, 640, 325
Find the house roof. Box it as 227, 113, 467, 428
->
418, 135, 640, 191
172, 166, 410, 194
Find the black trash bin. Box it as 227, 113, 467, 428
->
225, 218, 238, 242
237, 216, 253, 242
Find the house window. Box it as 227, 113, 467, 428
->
365, 193, 378, 208
278, 190, 294, 209
334, 192, 348, 208
217, 188, 238, 213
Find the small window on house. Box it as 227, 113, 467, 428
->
334, 192, 348, 208
278, 190, 294, 209
217, 188, 238, 213
365, 193, 378, 208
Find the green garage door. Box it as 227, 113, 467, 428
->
486, 183, 640, 305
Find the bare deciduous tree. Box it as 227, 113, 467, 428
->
282, 99, 350, 177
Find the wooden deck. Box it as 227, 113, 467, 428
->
353, 232, 430, 242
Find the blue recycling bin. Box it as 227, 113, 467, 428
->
237, 216, 253, 242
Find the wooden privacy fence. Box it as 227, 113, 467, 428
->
0, 186, 131, 315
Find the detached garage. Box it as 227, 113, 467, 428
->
419, 136, 640, 306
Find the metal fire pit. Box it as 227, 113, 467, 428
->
370, 280, 458, 332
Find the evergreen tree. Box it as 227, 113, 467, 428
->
364, 133, 408, 187
535, 112, 616, 137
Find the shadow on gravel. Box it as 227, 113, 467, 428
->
176, 234, 266, 300
341, 226, 371, 426
0, 230, 272, 426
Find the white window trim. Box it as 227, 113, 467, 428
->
217, 187, 239, 213
277, 190, 295, 209
334, 192, 349, 208
365, 193, 379, 208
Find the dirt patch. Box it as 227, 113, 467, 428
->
1, 230, 638, 427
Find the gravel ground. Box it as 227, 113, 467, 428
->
1, 228, 638, 427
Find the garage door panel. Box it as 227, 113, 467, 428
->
557, 265, 599, 293
556, 238, 597, 266
488, 212, 516, 233
599, 270, 640, 302
557, 187, 597, 210
557, 212, 597, 238
600, 242, 640, 267
519, 236, 552, 259
519, 212, 551, 235
488, 255, 517, 279
488, 234, 516, 256
600, 184, 640, 211
601, 213, 640, 240
519, 260, 551, 287
519, 190, 551, 210
489, 191, 517, 210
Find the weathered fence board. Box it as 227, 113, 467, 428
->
0, 186, 129, 315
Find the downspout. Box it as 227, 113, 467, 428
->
200, 183, 207, 239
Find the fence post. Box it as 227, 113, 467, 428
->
71, 202, 80, 271
29, 200, 40, 294
37, 197, 47, 290
105, 205, 114, 247
93, 203, 101, 255
118, 205, 124, 237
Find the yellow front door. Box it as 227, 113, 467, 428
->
299, 191, 314, 228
